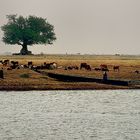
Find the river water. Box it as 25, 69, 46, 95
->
0, 90, 140, 140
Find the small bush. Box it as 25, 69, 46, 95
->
20, 73, 30, 78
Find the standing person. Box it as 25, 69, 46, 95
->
103, 71, 107, 81
0, 69, 4, 79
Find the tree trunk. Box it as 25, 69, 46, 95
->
20, 44, 32, 55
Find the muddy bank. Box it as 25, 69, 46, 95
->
0, 84, 130, 91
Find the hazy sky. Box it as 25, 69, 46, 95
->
0, 0, 140, 54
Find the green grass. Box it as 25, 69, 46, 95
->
20, 73, 30, 78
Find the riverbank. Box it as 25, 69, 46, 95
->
0, 54, 139, 90
0, 79, 132, 91
0, 69, 132, 91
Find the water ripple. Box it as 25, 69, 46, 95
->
0, 90, 140, 140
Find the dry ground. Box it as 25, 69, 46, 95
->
0, 54, 140, 90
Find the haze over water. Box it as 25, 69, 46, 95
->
0, 0, 140, 55
0, 90, 140, 140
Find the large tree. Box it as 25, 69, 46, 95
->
1, 15, 56, 55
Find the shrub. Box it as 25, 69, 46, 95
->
20, 73, 30, 78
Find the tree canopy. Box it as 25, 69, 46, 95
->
1, 15, 56, 55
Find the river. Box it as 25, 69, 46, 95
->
0, 90, 140, 140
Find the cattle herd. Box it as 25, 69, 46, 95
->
0, 60, 57, 71
0, 59, 139, 74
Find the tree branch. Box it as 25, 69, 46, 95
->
17, 42, 23, 45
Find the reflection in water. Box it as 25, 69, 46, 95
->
0, 90, 140, 140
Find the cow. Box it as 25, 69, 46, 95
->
80, 63, 91, 71
10, 61, 19, 69
73, 65, 79, 70
100, 64, 108, 69
135, 70, 139, 74
100, 64, 109, 71
7, 67, 12, 70
11, 61, 19, 65
39, 62, 57, 70
2, 59, 10, 66
113, 66, 119, 72
45, 62, 57, 70
101, 68, 109, 72
23, 65, 28, 68
80, 63, 87, 69
85, 65, 91, 71
94, 67, 101, 71
50, 62, 57, 69
65, 65, 79, 70
28, 61, 33, 68
65, 66, 73, 70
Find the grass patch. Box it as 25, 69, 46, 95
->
20, 73, 30, 78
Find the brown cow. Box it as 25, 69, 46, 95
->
100, 64, 109, 71
80, 63, 91, 71
113, 66, 119, 72
80, 63, 87, 69
85, 65, 91, 71
135, 70, 139, 74
28, 61, 33, 67
100, 64, 108, 69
